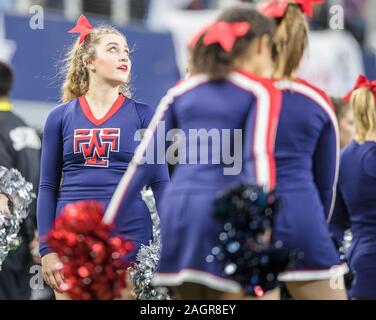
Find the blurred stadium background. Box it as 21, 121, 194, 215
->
0, 0, 376, 130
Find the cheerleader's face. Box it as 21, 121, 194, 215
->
339, 108, 355, 149
88, 33, 131, 86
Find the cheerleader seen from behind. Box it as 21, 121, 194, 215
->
257, 0, 348, 299
105, 4, 282, 299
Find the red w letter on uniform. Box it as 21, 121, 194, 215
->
73, 128, 120, 167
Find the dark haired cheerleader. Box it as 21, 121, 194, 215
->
105, 4, 283, 299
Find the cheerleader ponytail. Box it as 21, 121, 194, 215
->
61, 40, 89, 102
272, 4, 308, 78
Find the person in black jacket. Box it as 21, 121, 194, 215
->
0, 61, 41, 299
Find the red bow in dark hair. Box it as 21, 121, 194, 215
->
257, 0, 324, 18
68, 15, 94, 44
343, 75, 376, 102
188, 21, 251, 53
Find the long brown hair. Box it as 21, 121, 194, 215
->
189, 4, 275, 80
61, 26, 131, 102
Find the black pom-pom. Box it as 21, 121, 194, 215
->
211, 183, 301, 297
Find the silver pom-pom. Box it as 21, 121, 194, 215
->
0, 167, 34, 269
128, 188, 170, 300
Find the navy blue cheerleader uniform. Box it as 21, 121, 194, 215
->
331, 140, 376, 298
107, 70, 282, 292
37, 94, 169, 261
270, 79, 348, 281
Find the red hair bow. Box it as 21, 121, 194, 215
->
188, 21, 251, 53
257, 0, 324, 18
68, 15, 94, 44
343, 75, 376, 102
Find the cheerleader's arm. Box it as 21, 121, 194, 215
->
37, 106, 64, 257
313, 119, 339, 222
329, 184, 351, 246
135, 101, 172, 212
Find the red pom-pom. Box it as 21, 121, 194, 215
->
47, 201, 134, 300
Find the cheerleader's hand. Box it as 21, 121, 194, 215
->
41, 252, 66, 293
0, 193, 11, 217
